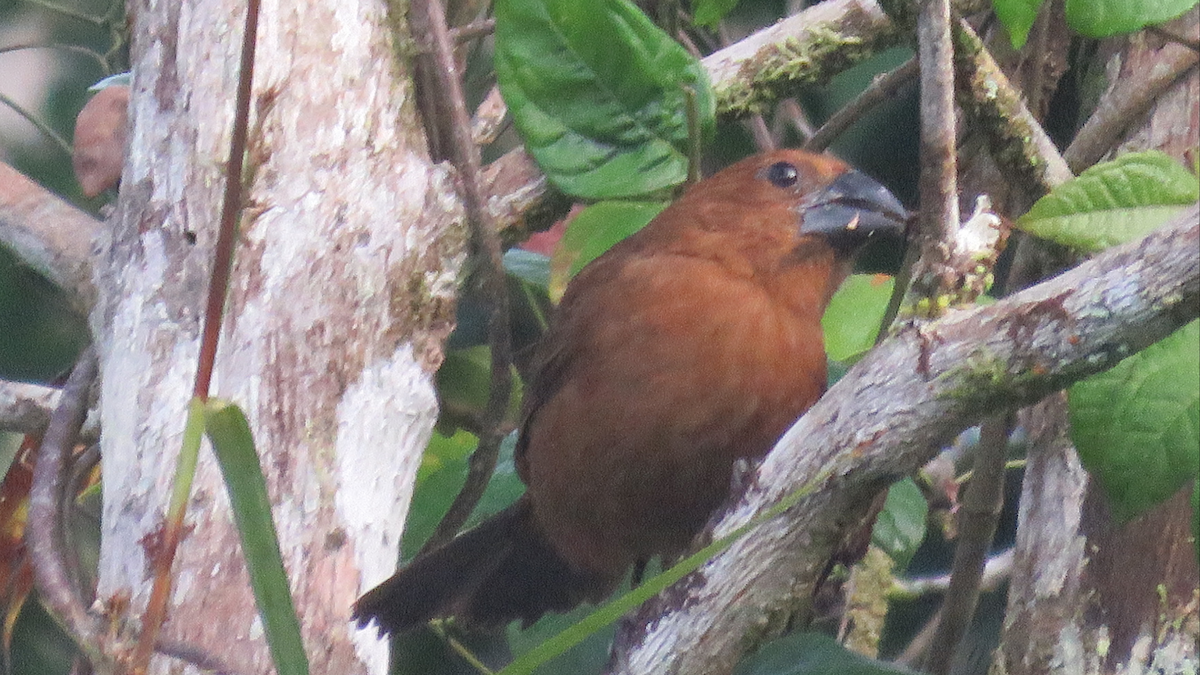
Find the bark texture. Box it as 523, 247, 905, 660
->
995, 10, 1200, 675
92, 1, 461, 673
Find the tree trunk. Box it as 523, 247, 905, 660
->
91, 2, 461, 673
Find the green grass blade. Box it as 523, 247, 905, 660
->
204, 398, 309, 675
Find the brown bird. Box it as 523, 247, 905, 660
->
353, 149, 908, 634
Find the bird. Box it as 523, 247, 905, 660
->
353, 149, 909, 635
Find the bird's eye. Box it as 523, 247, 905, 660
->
765, 161, 799, 189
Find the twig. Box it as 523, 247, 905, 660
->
897, 548, 1013, 597
155, 638, 252, 675
0, 43, 109, 70
774, 99, 816, 142
133, 0, 261, 669
28, 346, 107, 671
414, 0, 513, 555
907, 0, 960, 316
451, 18, 496, 43
923, 413, 1013, 674
0, 92, 73, 160
0, 161, 103, 315
1063, 45, 1198, 172
1147, 24, 1200, 52
805, 57, 918, 152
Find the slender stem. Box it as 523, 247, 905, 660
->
192, 0, 261, 401
923, 414, 1013, 674
1063, 46, 1198, 173
805, 57, 918, 152
28, 346, 108, 671
133, 0, 260, 670
415, 0, 513, 555
0, 92, 73, 159
916, 0, 959, 260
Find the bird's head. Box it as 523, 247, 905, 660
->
651, 149, 909, 298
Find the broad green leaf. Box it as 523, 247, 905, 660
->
822, 274, 894, 362
435, 346, 523, 435
693, 0, 741, 27
732, 632, 918, 675
992, 0, 1045, 48
1069, 320, 1200, 521
494, 0, 715, 199
0, 246, 88, 383
549, 200, 667, 300
871, 478, 928, 570
503, 249, 551, 289
1065, 0, 1198, 38
204, 399, 308, 675
1018, 151, 1198, 253
402, 430, 525, 560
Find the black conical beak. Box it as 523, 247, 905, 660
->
800, 170, 909, 252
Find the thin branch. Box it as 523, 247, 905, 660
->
191, 0, 261, 402
951, 18, 1073, 196
805, 56, 918, 152
702, 0, 901, 117
413, 0, 513, 555
1147, 24, 1200, 53
914, 0, 959, 271
451, 18, 496, 43
28, 346, 107, 671
155, 638, 253, 675
0, 92, 73, 159
896, 548, 1013, 597
1063, 45, 1198, 172
923, 413, 1013, 674
0, 380, 57, 435
0, 162, 102, 316
607, 206, 1199, 675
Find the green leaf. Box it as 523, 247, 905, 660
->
435, 346, 523, 435
549, 200, 667, 300
693, 0, 741, 27
203, 400, 309, 675
402, 430, 525, 560
1065, 0, 1198, 38
992, 0, 1045, 49
732, 632, 918, 675
822, 274, 895, 362
503, 249, 551, 289
494, 0, 715, 200
871, 478, 928, 570
1069, 320, 1200, 521
1018, 151, 1199, 253
992, 0, 1045, 48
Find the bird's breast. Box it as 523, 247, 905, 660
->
521, 251, 829, 576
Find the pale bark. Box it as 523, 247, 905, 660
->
92, 2, 461, 674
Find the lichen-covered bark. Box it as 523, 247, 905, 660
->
92, 1, 462, 673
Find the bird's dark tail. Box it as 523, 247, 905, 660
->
353, 497, 615, 634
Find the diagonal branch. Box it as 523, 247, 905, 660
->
608, 204, 1199, 675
